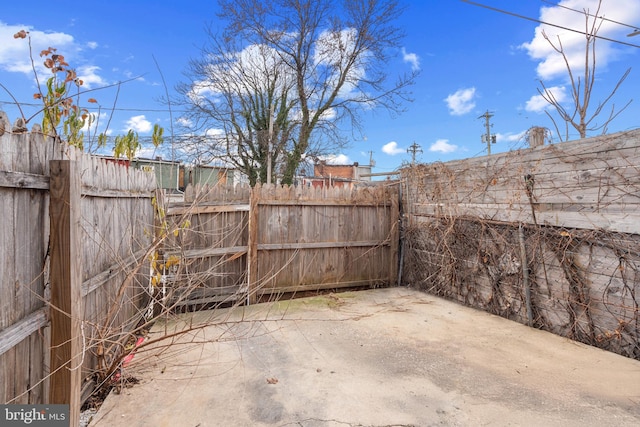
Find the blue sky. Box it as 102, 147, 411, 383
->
1, 0, 639, 175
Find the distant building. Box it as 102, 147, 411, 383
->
131, 157, 183, 191
127, 157, 234, 191
184, 164, 234, 188
305, 161, 372, 188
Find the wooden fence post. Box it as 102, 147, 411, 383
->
49, 160, 82, 426
246, 187, 259, 304
389, 185, 400, 286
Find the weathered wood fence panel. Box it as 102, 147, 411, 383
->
78, 154, 155, 388
402, 129, 640, 360
252, 185, 399, 298
163, 185, 251, 306
0, 112, 156, 417
408, 130, 640, 233
164, 183, 399, 306
0, 115, 50, 406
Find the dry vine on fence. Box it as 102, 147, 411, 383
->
403, 212, 639, 360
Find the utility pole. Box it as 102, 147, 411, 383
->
407, 142, 422, 165
478, 110, 496, 155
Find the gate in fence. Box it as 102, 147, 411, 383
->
161, 183, 400, 308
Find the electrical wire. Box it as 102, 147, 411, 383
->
540, 0, 638, 30
460, 0, 640, 49
0, 100, 188, 114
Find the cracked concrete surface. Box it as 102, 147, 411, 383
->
91, 287, 640, 426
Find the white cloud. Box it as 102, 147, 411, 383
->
520, 0, 640, 80
429, 139, 458, 153
496, 131, 527, 143
124, 115, 152, 133
382, 141, 405, 155
0, 22, 109, 90
0, 23, 75, 75
320, 107, 337, 121
525, 85, 567, 112
204, 128, 224, 137
78, 65, 107, 89
319, 154, 351, 165
87, 41, 98, 49
401, 47, 420, 71
444, 87, 476, 116
176, 117, 193, 127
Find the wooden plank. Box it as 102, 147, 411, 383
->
1, 349, 15, 404
28, 129, 51, 340
419, 149, 640, 187
258, 240, 390, 251
12, 339, 30, 403
258, 279, 386, 295
48, 160, 82, 426
418, 130, 640, 175
389, 186, 400, 286
28, 326, 45, 404
0, 308, 48, 356
0, 171, 153, 199
0, 155, 17, 335
81, 186, 154, 198
166, 203, 250, 216
258, 199, 392, 207
418, 163, 640, 207
0, 170, 49, 190
246, 188, 259, 304
14, 132, 41, 406
413, 203, 639, 234
413, 135, 640, 203
82, 249, 148, 297
163, 246, 248, 260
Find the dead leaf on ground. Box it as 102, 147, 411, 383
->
266, 377, 278, 384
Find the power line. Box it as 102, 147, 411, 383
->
460, 0, 640, 49
0, 100, 188, 114
540, 0, 637, 30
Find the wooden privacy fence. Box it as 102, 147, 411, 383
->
0, 112, 156, 424
162, 183, 400, 307
402, 129, 640, 359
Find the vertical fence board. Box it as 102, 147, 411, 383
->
48, 160, 82, 425
247, 188, 260, 304
389, 191, 400, 286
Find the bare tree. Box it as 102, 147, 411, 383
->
178, 38, 297, 186
537, 0, 631, 141
179, 0, 417, 185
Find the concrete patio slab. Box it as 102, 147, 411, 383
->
90, 287, 640, 426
